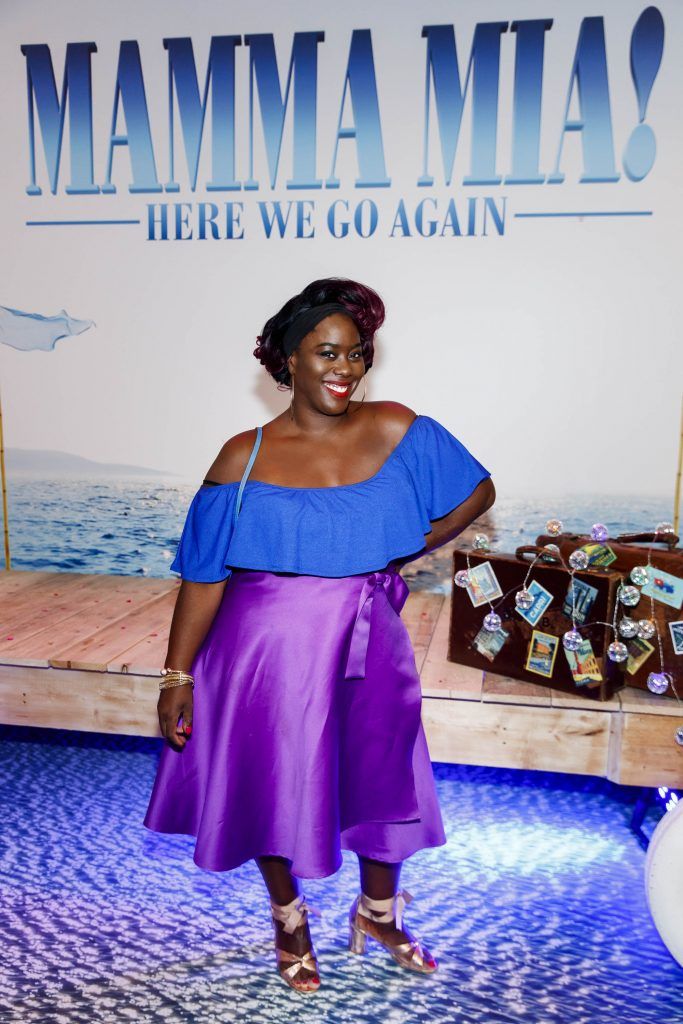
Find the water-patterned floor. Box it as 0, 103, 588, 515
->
0, 726, 681, 1024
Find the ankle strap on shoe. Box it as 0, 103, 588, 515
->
271, 893, 322, 934
359, 888, 414, 930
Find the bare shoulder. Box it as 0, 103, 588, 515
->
203, 428, 259, 484
371, 400, 418, 444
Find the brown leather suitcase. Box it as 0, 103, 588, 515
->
448, 546, 626, 701
535, 531, 682, 696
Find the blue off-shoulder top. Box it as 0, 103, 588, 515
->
170, 414, 491, 582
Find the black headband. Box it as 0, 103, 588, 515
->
282, 302, 354, 359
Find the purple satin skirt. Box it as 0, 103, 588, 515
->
143, 566, 447, 879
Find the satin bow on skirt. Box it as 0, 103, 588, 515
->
144, 566, 447, 879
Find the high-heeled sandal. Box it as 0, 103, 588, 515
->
348, 889, 438, 974
270, 893, 322, 993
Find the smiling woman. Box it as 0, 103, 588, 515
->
144, 276, 495, 994
254, 277, 383, 388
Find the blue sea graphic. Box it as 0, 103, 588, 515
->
2, 478, 675, 593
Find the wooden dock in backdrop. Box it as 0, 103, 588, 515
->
1, 569, 681, 788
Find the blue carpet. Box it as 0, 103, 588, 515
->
0, 725, 681, 1023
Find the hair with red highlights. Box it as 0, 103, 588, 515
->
253, 277, 385, 388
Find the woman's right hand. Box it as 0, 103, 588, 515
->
157, 683, 193, 751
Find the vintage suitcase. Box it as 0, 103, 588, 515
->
535, 531, 683, 695
448, 546, 626, 701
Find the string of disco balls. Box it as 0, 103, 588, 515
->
454, 520, 682, 747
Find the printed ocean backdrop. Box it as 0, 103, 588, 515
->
2, 463, 675, 593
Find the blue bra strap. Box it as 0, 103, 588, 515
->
233, 426, 262, 527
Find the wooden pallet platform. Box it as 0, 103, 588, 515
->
1, 569, 681, 787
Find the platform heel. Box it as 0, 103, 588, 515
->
347, 889, 438, 974
348, 898, 368, 954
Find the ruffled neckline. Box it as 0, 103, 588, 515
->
201, 414, 422, 493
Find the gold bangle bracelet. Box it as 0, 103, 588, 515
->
159, 677, 194, 691
159, 667, 195, 690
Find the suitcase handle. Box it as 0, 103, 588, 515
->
536, 530, 679, 549
515, 544, 562, 564
613, 530, 679, 547
516, 543, 613, 574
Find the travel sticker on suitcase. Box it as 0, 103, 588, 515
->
564, 638, 603, 686
641, 567, 683, 610
472, 625, 510, 662
464, 561, 503, 607
525, 630, 560, 678
578, 542, 617, 567
562, 578, 599, 624
515, 580, 553, 626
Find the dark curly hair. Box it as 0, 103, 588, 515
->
253, 277, 385, 388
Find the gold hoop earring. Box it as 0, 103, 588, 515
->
289, 378, 295, 419
356, 375, 367, 407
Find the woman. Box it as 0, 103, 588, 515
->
144, 277, 495, 994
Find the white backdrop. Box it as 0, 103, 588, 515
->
0, 0, 681, 499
